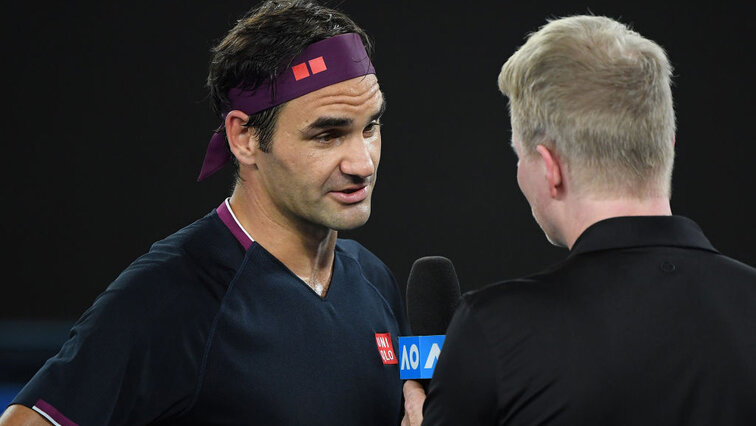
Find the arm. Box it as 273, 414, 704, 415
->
0, 405, 50, 426
421, 299, 499, 425
7, 272, 203, 426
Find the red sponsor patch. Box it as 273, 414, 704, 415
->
308, 56, 327, 74
375, 332, 398, 364
292, 62, 310, 80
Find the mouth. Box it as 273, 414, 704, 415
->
329, 185, 369, 204
340, 186, 363, 194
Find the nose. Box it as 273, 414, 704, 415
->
340, 136, 377, 179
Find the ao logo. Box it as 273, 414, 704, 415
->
404, 344, 420, 369
398, 335, 446, 380
401, 342, 441, 370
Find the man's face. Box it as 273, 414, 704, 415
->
253, 74, 384, 232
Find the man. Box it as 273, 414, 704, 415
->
420, 15, 756, 425
1, 1, 410, 425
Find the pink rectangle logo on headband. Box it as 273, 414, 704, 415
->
308, 56, 327, 74
292, 62, 310, 80
292, 56, 328, 80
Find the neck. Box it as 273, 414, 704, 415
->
229, 182, 337, 296
561, 196, 672, 249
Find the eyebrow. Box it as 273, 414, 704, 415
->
371, 97, 387, 122
302, 98, 387, 133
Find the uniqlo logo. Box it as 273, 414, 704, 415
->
292, 56, 328, 80
375, 332, 398, 365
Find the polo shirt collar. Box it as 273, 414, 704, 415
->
568, 215, 718, 258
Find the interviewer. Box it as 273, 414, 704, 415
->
419, 15, 756, 425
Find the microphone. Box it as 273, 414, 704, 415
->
400, 256, 462, 389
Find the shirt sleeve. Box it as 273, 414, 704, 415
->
422, 297, 499, 425
11, 270, 206, 426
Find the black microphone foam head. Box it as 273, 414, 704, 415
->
406, 256, 462, 336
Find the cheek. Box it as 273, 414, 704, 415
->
516, 164, 526, 192
516, 162, 539, 207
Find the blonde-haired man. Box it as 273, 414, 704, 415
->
419, 15, 756, 425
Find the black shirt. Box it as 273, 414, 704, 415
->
423, 216, 756, 425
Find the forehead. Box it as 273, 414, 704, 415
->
279, 75, 383, 123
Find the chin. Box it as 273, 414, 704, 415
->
541, 226, 568, 248
332, 215, 371, 231
543, 232, 564, 247
325, 208, 372, 232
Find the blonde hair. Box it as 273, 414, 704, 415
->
498, 15, 675, 198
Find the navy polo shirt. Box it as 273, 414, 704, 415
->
12, 202, 409, 425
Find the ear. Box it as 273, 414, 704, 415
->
535, 144, 563, 198
225, 110, 258, 166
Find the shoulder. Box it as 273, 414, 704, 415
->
462, 277, 542, 314
118, 210, 241, 286
128, 210, 241, 278
464, 258, 567, 303
710, 252, 756, 276
460, 259, 578, 329
90, 210, 243, 332
7, 210, 243, 424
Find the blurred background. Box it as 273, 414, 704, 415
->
2, 0, 754, 408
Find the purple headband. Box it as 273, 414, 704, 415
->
197, 32, 375, 181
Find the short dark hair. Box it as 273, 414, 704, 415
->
207, 0, 373, 158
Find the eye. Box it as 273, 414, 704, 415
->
363, 121, 381, 137
313, 132, 339, 144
